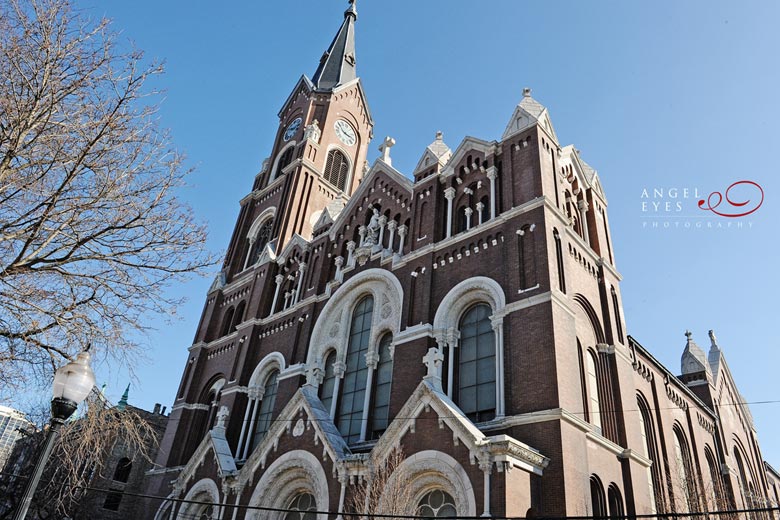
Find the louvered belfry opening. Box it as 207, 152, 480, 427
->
324, 149, 349, 191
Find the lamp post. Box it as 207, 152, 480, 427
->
13, 347, 96, 520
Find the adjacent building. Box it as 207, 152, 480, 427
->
0, 405, 34, 473
141, 2, 779, 519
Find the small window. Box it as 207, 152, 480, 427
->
102, 490, 123, 511
284, 493, 317, 520
319, 351, 338, 415
370, 334, 393, 439
112, 457, 132, 483
274, 146, 295, 179
324, 149, 350, 191
417, 490, 457, 518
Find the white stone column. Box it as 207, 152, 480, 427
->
270, 274, 284, 316
444, 187, 456, 238
491, 318, 505, 418
243, 237, 255, 270
336, 472, 348, 520
346, 241, 356, 267
375, 215, 387, 253
480, 460, 493, 517
330, 361, 346, 418
240, 387, 264, 460
360, 350, 379, 441
386, 220, 397, 255
445, 328, 459, 398
283, 291, 291, 310
464, 207, 473, 230
578, 199, 590, 245
476, 202, 485, 226
487, 166, 498, 219
294, 263, 307, 304
358, 225, 367, 247
334, 256, 344, 283
396, 225, 407, 257
235, 391, 255, 460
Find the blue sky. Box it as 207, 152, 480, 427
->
60, 1, 780, 465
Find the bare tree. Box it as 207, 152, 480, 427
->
0, 0, 217, 392
0, 390, 163, 519
347, 447, 418, 518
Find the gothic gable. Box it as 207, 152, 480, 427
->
439, 137, 496, 180
277, 75, 314, 119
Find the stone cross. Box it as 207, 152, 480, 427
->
422, 347, 444, 389
378, 136, 396, 166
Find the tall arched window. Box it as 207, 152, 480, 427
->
586, 350, 602, 432
705, 446, 723, 511
112, 457, 132, 483
553, 228, 566, 293
674, 425, 699, 512
220, 306, 235, 337
637, 394, 661, 513
319, 351, 338, 417
284, 493, 317, 520
250, 370, 279, 451
274, 146, 295, 180
249, 219, 274, 266
324, 149, 350, 191
232, 301, 246, 331
417, 490, 457, 518
369, 334, 393, 439
456, 304, 496, 423
734, 447, 752, 511
611, 287, 624, 344
608, 484, 624, 520
336, 296, 373, 444
590, 475, 607, 520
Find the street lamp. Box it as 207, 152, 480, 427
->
13, 346, 96, 520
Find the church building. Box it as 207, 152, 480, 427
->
142, 2, 780, 518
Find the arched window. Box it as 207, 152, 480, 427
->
112, 457, 132, 483
336, 296, 373, 444
324, 149, 350, 191
608, 484, 624, 520
734, 447, 752, 510
220, 306, 235, 337
590, 476, 607, 520
674, 425, 699, 512
232, 301, 246, 330
417, 490, 457, 518
705, 446, 723, 511
456, 206, 468, 233
319, 351, 338, 416
479, 195, 490, 224
611, 287, 624, 344
249, 219, 274, 266
274, 146, 295, 180
553, 228, 566, 293
456, 304, 496, 423
204, 378, 225, 431
637, 394, 661, 513
284, 493, 317, 520
250, 370, 279, 451
194, 503, 214, 520
369, 334, 393, 439
586, 350, 602, 432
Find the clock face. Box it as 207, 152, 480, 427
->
334, 120, 357, 146
283, 117, 302, 142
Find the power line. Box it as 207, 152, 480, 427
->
2, 471, 779, 520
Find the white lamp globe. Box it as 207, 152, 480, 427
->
52, 350, 96, 405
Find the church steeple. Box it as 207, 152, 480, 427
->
312, 0, 358, 90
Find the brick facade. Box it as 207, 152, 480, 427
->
140, 4, 778, 519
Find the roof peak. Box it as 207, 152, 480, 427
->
312, 0, 358, 90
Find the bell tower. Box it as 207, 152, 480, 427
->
224, 0, 373, 278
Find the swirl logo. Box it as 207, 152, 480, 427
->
698, 181, 764, 218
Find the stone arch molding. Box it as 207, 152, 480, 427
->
248, 351, 286, 390
381, 450, 477, 517
177, 478, 220, 520
433, 276, 506, 331
307, 268, 403, 373
247, 449, 330, 520
247, 206, 277, 241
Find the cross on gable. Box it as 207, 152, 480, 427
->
378, 136, 396, 166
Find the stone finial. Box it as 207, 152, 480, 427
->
215, 406, 229, 430
422, 347, 444, 390
685, 330, 693, 341
379, 136, 396, 166
435, 130, 443, 140
523, 87, 532, 97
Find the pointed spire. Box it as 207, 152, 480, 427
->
312, 0, 358, 90
117, 383, 130, 411
681, 330, 711, 377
